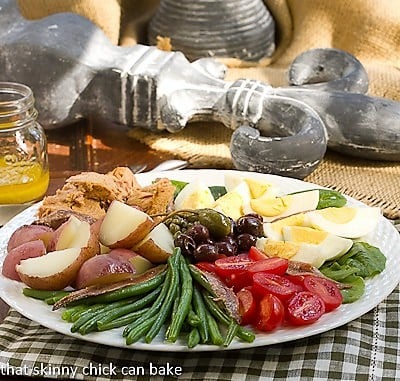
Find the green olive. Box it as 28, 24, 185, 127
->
196, 209, 232, 239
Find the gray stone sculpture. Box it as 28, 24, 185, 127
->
148, 0, 276, 61
0, 0, 399, 180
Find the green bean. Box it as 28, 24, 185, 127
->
123, 266, 172, 338
145, 251, 180, 343
79, 268, 167, 305
71, 298, 136, 333
187, 327, 200, 348
202, 292, 255, 343
223, 320, 239, 347
192, 286, 209, 343
96, 286, 162, 328
186, 309, 200, 327
204, 304, 224, 346
70, 304, 107, 333
125, 315, 157, 345
23, 288, 70, 300
61, 305, 87, 322
166, 255, 193, 342
45, 294, 70, 305
97, 308, 150, 331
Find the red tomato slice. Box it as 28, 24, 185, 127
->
214, 254, 255, 277
196, 262, 218, 274
284, 274, 306, 288
237, 287, 257, 325
225, 271, 252, 292
247, 257, 289, 276
286, 291, 325, 325
303, 275, 343, 312
252, 273, 299, 302
248, 246, 267, 261
256, 293, 285, 332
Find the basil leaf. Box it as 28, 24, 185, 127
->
170, 180, 188, 199
209, 186, 227, 200
289, 189, 347, 209
319, 261, 359, 282
340, 275, 365, 304
317, 189, 347, 209
337, 242, 386, 278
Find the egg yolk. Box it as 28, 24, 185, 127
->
284, 226, 328, 244
262, 240, 299, 259
317, 207, 357, 224
244, 178, 274, 199
213, 192, 244, 220
181, 190, 214, 209
250, 195, 290, 217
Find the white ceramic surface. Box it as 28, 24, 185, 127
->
0, 169, 399, 352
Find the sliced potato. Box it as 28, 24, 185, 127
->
99, 200, 154, 249
2, 240, 47, 281
16, 220, 100, 290
134, 223, 174, 263
7, 224, 54, 252
48, 215, 83, 251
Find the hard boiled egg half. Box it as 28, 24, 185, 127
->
174, 180, 215, 210
256, 226, 353, 268
213, 181, 251, 221
246, 190, 320, 222
306, 206, 381, 239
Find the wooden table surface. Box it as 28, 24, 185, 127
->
0, 117, 177, 323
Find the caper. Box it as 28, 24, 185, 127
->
169, 223, 181, 235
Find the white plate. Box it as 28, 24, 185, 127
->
0, 169, 399, 352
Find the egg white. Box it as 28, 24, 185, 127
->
174, 180, 215, 210
246, 190, 320, 223
306, 206, 382, 239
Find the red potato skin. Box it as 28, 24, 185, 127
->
74, 253, 136, 289
134, 239, 171, 264
7, 225, 54, 252
2, 240, 47, 281
17, 222, 101, 290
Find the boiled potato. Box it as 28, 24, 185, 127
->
99, 200, 154, 249
74, 249, 153, 289
16, 219, 100, 290
7, 224, 54, 252
134, 223, 174, 263
2, 240, 46, 281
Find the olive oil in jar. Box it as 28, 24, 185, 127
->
0, 157, 49, 204
0, 82, 49, 222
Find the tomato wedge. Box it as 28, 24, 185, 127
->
303, 275, 343, 312
248, 246, 268, 261
247, 257, 289, 276
214, 254, 255, 277
252, 273, 300, 302
237, 287, 257, 325
286, 291, 325, 325
256, 293, 285, 332
195, 262, 218, 274
225, 271, 252, 292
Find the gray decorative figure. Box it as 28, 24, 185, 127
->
148, 0, 276, 62
0, 0, 399, 181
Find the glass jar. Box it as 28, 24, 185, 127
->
0, 82, 49, 211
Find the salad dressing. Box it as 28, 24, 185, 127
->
0, 158, 49, 204
0, 82, 48, 210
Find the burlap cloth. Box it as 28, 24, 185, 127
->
17, 0, 400, 219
